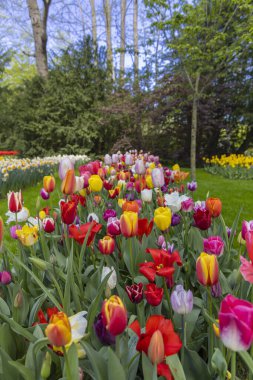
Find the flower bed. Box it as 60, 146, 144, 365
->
203, 154, 253, 179
0, 154, 89, 197
0, 152, 252, 380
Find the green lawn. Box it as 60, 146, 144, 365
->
0, 168, 252, 249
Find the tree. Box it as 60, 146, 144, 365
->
133, 0, 139, 88
103, 0, 114, 80
119, 0, 126, 83
26, 0, 51, 79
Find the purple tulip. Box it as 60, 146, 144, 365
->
104, 154, 112, 165
10, 225, 22, 239
112, 154, 119, 164
187, 181, 197, 192
151, 168, 165, 188
125, 154, 133, 166
157, 235, 165, 247
203, 236, 224, 256
181, 198, 194, 212
161, 185, 168, 193
135, 159, 146, 175
171, 285, 193, 315
161, 241, 175, 254
58, 157, 74, 180
219, 294, 253, 351
242, 220, 253, 240
211, 281, 222, 298
126, 182, 134, 190
0, 271, 12, 285
94, 313, 115, 345
40, 188, 50, 200
171, 213, 181, 226
107, 217, 121, 236
103, 209, 117, 222
226, 226, 232, 238
125, 283, 143, 304
125, 192, 135, 201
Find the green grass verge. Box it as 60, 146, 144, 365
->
0, 168, 252, 250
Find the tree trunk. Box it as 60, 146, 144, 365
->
104, 0, 114, 80
119, 0, 126, 83
190, 73, 200, 180
27, 0, 51, 80
133, 0, 139, 89
90, 0, 97, 44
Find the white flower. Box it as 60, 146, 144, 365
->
6, 207, 30, 224
101, 266, 117, 290
75, 176, 84, 192
60, 311, 87, 358
141, 189, 152, 202
164, 192, 189, 213
87, 213, 99, 223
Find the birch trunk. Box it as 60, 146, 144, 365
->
104, 0, 114, 80
190, 73, 200, 180
27, 0, 51, 80
120, 0, 126, 83
133, 0, 139, 88
90, 0, 97, 44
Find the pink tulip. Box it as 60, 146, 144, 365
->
203, 236, 224, 256
242, 220, 253, 240
219, 294, 253, 351
246, 231, 253, 262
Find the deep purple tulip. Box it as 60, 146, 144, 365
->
187, 181, 197, 192
94, 313, 115, 345
171, 285, 193, 315
125, 192, 135, 201
40, 188, 50, 200
103, 209, 117, 222
125, 283, 143, 304
161, 185, 168, 193
171, 213, 181, 226
242, 220, 253, 240
211, 281, 222, 298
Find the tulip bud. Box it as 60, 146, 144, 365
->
0, 271, 12, 285
170, 285, 193, 315
154, 207, 171, 231
98, 236, 115, 255
40, 352, 52, 379
7, 191, 22, 213
43, 176, 56, 193
14, 289, 23, 308
135, 159, 146, 175
196, 252, 219, 286
148, 330, 165, 364
206, 197, 222, 218
61, 169, 76, 195
122, 200, 139, 213
45, 312, 72, 347
101, 295, 127, 336
120, 212, 138, 238
43, 217, 55, 233
151, 168, 165, 188
101, 266, 117, 290
29, 257, 48, 271
40, 188, 50, 200
125, 283, 143, 304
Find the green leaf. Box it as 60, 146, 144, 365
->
8, 361, 35, 380
142, 352, 157, 380
80, 342, 107, 380
0, 297, 10, 316
0, 312, 36, 342
211, 348, 227, 379
166, 354, 186, 380
107, 348, 126, 380
65, 343, 79, 379
183, 348, 211, 380
0, 348, 21, 380
28, 293, 47, 326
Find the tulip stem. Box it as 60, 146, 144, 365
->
231, 351, 236, 380
129, 238, 134, 284
163, 277, 172, 317
181, 315, 186, 366
62, 346, 71, 380
115, 335, 121, 359
207, 288, 213, 371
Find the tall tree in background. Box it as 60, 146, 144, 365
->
90, 0, 97, 44
119, 0, 126, 83
26, 0, 51, 80
133, 0, 139, 89
104, 0, 114, 80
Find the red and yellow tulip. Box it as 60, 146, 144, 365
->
43, 175, 56, 193
45, 311, 72, 348
101, 295, 127, 336
120, 211, 138, 237
196, 252, 219, 286
61, 169, 76, 195
98, 235, 115, 255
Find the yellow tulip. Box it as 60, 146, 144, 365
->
88, 175, 103, 192
154, 207, 171, 231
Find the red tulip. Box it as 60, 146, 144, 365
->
193, 208, 211, 230
98, 236, 115, 255
144, 283, 163, 306
101, 295, 127, 336
60, 200, 77, 225
125, 283, 143, 304
69, 222, 102, 246
7, 191, 22, 213
138, 218, 153, 238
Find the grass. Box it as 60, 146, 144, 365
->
0, 168, 252, 249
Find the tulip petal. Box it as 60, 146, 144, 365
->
129, 319, 141, 337
108, 305, 127, 336
240, 256, 253, 283
145, 315, 165, 335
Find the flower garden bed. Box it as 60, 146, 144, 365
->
203, 154, 253, 179
0, 152, 252, 380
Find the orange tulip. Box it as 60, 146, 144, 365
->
148, 330, 165, 364
122, 200, 139, 213
206, 197, 222, 218
120, 211, 138, 237
45, 311, 71, 347
61, 169, 76, 195
43, 176, 56, 193
196, 252, 219, 286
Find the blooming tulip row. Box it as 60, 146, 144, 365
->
0, 151, 253, 380
203, 154, 253, 179
0, 154, 89, 197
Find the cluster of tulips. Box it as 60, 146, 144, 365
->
203, 154, 253, 179
0, 151, 253, 380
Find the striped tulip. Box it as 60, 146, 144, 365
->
43, 176, 56, 193
98, 236, 115, 255
120, 211, 138, 237
196, 252, 219, 286
7, 191, 22, 213
45, 311, 71, 348
61, 169, 76, 195
101, 295, 127, 336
